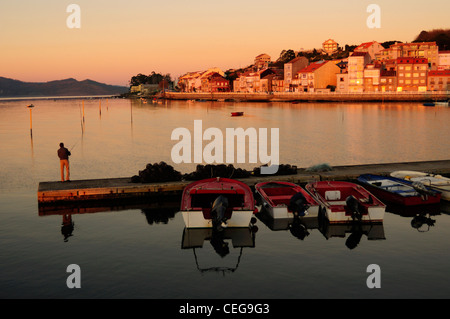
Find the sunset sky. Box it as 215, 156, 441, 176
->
1, 0, 449, 86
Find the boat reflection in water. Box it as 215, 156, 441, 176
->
257, 198, 385, 249
319, 220, 386, 250
256, 201, 319, 241
181, 226, 257, 275
386, 203, 441, 233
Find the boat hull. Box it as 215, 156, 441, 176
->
255, 181, 320, 219
357, 174, 442, 205
306, 181, 386, 224
179, 177, 256, 228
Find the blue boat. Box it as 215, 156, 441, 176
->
423, 102, 435, 107
357, 174, 441, 206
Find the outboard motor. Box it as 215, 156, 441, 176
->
412, 181, 435, 201
211, 195, 229, 230
346, 195, 363, 222
289, 192, 309, 217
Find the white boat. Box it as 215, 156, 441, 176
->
180, 177, 257, 229
391, 171, 450, 201
305, 181, 386, 224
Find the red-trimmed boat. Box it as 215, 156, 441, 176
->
180, 177, 257, 229
305, 181, 386, 223
231, 112, 244, 116
255, 181, 320, 219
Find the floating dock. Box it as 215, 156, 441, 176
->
38, 160, 450, 206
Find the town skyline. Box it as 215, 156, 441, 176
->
1, 0, 449, 86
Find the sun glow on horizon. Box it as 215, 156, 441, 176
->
1, 0, 449, 86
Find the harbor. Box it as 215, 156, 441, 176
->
38, 160, 450, 205
2, 98, 450, 299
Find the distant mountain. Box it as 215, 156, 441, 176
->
0, 77, 129, 97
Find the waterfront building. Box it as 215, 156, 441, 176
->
438, 51, 450, 70
284, 56, 309, 91
348, 52, 371, 92
177, 71, 202, 92
427, 70, 450, 91
322, 39, 339, 55
379, 70, 397, 92
396, 57, 428, 92
363, 63, 382, 92
336, 73, 349, 93
233, 68, 276, 93
200, 72, 230, 92
380, 42, 439, 70
353, 41, 384, 61
295, 60, 340, 92
178, 68, 226, 92
254, 53, 271, 70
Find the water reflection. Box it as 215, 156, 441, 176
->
257, 202, 385, 249
181, 227, 257, 276
386, 204, 441, 233
256, 208, 319, 241
39, 200, 180, 241
61, 214, 74, 242
319, 221, 386, 250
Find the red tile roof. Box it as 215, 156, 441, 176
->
355, 41, 378, 50
298, 61, 328, 73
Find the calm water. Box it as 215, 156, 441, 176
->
1, 98, 450, 299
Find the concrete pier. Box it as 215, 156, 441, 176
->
38, 160, 450, 205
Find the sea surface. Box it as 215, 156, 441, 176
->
0, 97, 449, 299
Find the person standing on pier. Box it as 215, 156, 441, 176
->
57, 142, 71, 182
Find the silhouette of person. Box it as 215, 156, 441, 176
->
57, 142, 71, 182
61, 214, 74, 242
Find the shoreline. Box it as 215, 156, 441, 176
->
162, 91, 450, 103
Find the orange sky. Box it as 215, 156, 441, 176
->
1, 0, 449, 86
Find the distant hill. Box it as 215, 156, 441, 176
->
413, 29, 450, 50
0, 77, 129, 97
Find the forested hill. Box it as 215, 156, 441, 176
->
0, 77, 129, 97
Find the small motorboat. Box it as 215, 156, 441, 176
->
231, 112, 244, 116
180, 177, 257, 229
423, 102, 435, 107
305, 181, 386, 224
255, 181, 320, 219
391, 171, 450, 201
357, 174, 441, 206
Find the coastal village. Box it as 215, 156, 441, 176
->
131, 40, 450, 95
